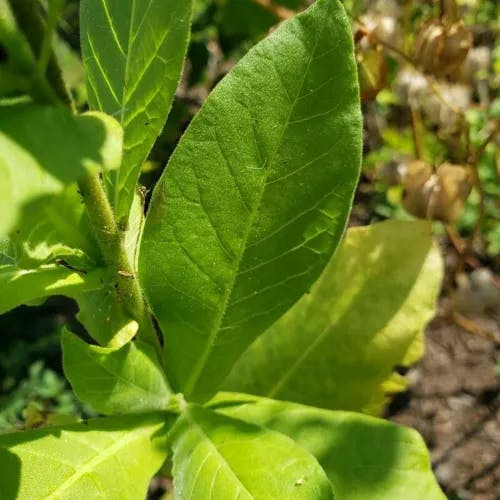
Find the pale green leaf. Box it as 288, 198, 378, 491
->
9, 186, 100, 270
224, 220, 443, 414
81, 0, 193, 222
139, 0, 361, 402
212, 393, 445, 500
62, 329, 171, 415
170, 404, 334, 499
0, 263, 106, 315
0, 104, 122, 236
1, 186, 99, 320
0, 413, 170, 500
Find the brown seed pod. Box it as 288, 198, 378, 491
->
432, 163, 472, 223
400, 160, 435, 219
414, 19, 472, 77
401, 161, 472, 223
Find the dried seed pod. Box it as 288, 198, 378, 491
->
360, 13, 401, 48
458, 46, 492, 83
400, 160, 435, 219
414, 19, 472, 77
400, 161, 472, 223
432, 163, 472, 223
420, 82, 470, 137
357, 47, 388, 102
394, 68, 429, 107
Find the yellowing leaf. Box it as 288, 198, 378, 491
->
224, 220, 443, 414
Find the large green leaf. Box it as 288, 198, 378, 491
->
139, 0, 361, 402
212, 393, 445, 500
81, 0, 193, 222
62, 329, 171, 415
0, 104, 122, 237
170, 404, 334, 499
0, 413, 171, 499
224, 220, 443, 414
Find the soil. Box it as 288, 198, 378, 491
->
388, 310, 499, 499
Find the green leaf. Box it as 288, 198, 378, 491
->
170, 404, 334, 499
0, 104, 122, 237
224, 220, 443, 414
139, 0, 361, 402
0, 187, 107, 316
0, 413, 170, 499
0, 262, 106, 315
212, 394, 445, 500
62, 329, 171, 415
9, 186, 100, 269
81, 0, 193, 222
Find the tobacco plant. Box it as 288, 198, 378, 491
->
0, 0, 445, 498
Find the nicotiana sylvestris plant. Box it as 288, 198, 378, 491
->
0, 0, 445, 498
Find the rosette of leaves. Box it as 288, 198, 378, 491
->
0, 0, 445, 498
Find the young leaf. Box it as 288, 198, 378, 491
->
0, 413, 171, 499
81, 0, 193, 222
0, 104, 122, 236
224, 220, 443, 414
170, 404, 334, 499
139, 0, 361, 402
212, 393, 445, 500
62, 329, 171, 415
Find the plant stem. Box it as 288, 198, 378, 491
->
39, 0, 65, 75
410, 105, 423, 160
77, 174, 161, 354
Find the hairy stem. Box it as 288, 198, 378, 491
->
78, 174, 161, 354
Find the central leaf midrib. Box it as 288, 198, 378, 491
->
183, 8, 327, 397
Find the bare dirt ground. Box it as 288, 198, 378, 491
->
388, 313, 499, 499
